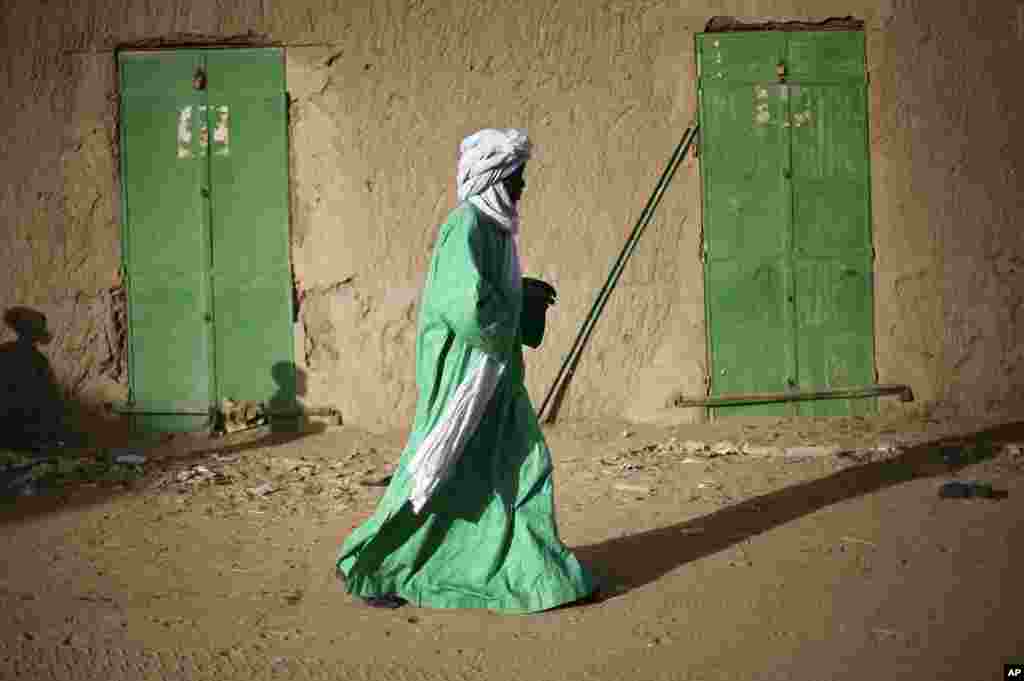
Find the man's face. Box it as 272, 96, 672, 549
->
505, 168, 526, 204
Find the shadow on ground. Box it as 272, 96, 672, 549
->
575, 421, 1024, 596
0, 354, 329, 523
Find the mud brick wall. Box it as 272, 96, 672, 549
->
1, 0, 1020, 432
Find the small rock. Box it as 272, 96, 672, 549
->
613, 483, 650, 495
112, 451, 147, 465
360, 474, 393, 487
874, 439, 903, 454
1004, 443, 1023, 457
938, 481, 1001, 499
621, 430, 634, 438
939, 445, 965, 465
247, 482, 278, 498
710, 440, 739, 456
177, 465, 214, 483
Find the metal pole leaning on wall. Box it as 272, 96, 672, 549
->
538, 123, 700, 425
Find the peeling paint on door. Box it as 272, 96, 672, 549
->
198, 104, 209, 158
755, 102, 772, 125
213, 105, 230, 156
176, 105, 193, 159
792, 109, 814, 128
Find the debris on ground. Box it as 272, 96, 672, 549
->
938, 440, 999, 467
1, 448, 146, 497
783, 445, 843, 459
112, 451, 147, 465
217, 399, 268, 435
937, 481, 1006, 500
247, 482, 279, 498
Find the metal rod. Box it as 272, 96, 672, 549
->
539, 123, 699, 424
110, 403, 339, 418
671, 384, 914, 409
538, 126, 694, 422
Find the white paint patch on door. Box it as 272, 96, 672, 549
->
213, 105, 230, 156
177, 105, 193, 159
198, 104, 209, 158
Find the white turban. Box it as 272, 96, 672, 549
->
456, 128, 531, 234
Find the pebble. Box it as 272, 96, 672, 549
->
111, 450, 147, 465
247, 482, 278, 497
710, 440, 740, 456
613, 483, 650, 495
874, 439, 903, 454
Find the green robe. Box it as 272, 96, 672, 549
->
335, 202, 596, 613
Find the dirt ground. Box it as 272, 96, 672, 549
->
1, 406, 1022, 681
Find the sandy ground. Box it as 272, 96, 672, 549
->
1, 408, 1023, 681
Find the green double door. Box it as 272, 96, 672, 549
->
118, 48, 295, 431
697, 31, 876, 417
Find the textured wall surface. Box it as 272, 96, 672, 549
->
1, 0, 1021, 433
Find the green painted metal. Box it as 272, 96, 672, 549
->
698, 34, 795, 417
697, 31, 876, 418
119, 50, 213, 432
205, 49, 296, 415
118, 48, 294, 433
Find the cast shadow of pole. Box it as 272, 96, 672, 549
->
0, 307, 74, 452
573, 421, 1023, 595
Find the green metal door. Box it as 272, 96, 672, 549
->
118, 48, 295, 432
205, 50, 296, 413
697, 31, 876, 418
119, 51, 215, 431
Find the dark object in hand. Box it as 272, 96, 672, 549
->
521, 278, 557, 349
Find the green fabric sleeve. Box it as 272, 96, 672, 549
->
434, 208, 516, 356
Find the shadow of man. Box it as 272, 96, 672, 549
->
0, 308, 70, 451
268, 360, 306, 434
573, 421, 1022, 598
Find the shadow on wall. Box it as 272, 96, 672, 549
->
269, 359, 304, 433
0, 307, 79, 451
212, 360, 326, 455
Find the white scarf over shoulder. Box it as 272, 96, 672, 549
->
407, 128, 530, 514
